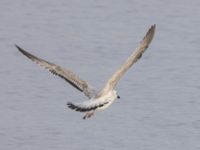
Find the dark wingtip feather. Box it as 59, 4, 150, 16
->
15, 44, 34, 60
15, 44, 25, 53
15, 44, 20, 49
150, 24, 156, 31
138, 24, 156, 53
144, 24, 156, 43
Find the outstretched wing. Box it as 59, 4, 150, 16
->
97, 25, 156, 96
16, 45, 96, 98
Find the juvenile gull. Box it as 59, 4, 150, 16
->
16, 25, 156, 119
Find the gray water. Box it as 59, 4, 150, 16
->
0, 0, 200, 149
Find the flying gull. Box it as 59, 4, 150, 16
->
16, 25, 156, 119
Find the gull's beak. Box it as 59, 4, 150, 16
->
117, 95, 120, 99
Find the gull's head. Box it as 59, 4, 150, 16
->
113, 90, 120, 99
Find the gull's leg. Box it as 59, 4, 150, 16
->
83, 111, 95, 120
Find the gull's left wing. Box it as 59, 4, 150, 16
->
16, 45, 96, 98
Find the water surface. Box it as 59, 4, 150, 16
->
0, 0, 200, 150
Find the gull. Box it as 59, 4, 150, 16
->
16, 25, 155, 119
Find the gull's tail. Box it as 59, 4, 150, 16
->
67, 100, 109, 112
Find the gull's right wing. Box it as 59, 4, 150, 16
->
97, 25, 156, 97
16, 45, 96, 98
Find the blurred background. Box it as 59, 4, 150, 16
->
0, 0, 200, 149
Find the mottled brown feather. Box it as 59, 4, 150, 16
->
16, 45, 95, 98
96, 25, 156, 98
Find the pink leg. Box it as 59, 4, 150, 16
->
83, 111, 95, 120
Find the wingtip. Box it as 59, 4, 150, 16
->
150, 24, 156, 34
143, 24, 156, 44
15, 44, 20, 49
15, 44, 25, 53
15, 44, 39, 62
150, 24, 156, 32
151, 24, 156, 29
